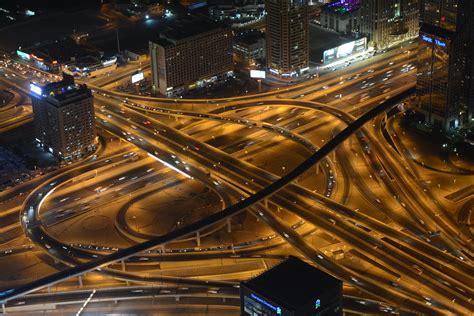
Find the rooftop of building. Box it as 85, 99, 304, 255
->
38, 74, 91, 104
323, 0, 360, 15
64, 55, 102, 68
153, 15, 229, 46
234, 30, 265, 46
242, 256, 341, 310
18, 38, 96, 64
309, 24, 362, 61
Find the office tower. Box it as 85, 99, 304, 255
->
149, 16, 233, 96
30, 74, 96, 160
265, 0, 309, 78
416, 0, 473, 130
359, 0, 419, 49
241, 256, 342, 315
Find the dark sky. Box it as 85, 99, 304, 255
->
0, 0, 104, 11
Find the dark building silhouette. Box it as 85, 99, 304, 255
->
241, 256, 342, 316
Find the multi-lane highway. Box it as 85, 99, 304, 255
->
0, 43, 472, 315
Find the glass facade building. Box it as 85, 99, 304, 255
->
416, 0, 473, 130
421, 0, 459, 31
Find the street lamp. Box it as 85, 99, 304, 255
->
132, 215, 138, 231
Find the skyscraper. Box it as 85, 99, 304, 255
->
265, 0, 309, 78
30, 74, 96, 160
359, 0, 419, 49
416, 0, 473, 130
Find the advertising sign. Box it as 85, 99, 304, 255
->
131, 72, 145, 83
323, 37, 367, 64
30, 83, 42, 95
250, 70, 266, 79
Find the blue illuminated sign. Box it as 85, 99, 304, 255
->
315, 299, 321, 309
250, 293, 282, 314
422, 35, 447, 48
435, 39, 446, 47
421, 35, 433, 43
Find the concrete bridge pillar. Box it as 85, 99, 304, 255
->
196, 231, 201, 247
227, 218, 232, 233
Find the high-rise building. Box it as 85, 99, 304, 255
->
359, 0, 419, 49
30, 74, 96, 160
265, 0, 309, 78
241, 256, 342, 315
320, 0, 362, 35
416, 0, 473, 130
149, 16, 233, 96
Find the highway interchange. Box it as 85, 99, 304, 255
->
0, 43, 472, 315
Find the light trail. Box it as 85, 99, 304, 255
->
147, 153, 194, 179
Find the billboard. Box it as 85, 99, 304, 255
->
323, 37, 367, 64
30, 83, 42, 96
131, 72, 145, 83
17, 50, 31, 60
250, 70, 266, 79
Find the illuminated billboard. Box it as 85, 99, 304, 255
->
30, 83, 42, 96
131, 72, 145, 83
323, 37, 367, 64
102, 56, 117, 67
250, 70, 266, 79
17, 50, 31, 60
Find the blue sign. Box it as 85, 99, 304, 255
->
435, 39, 446, 47
250, 293, 282, 314
421, 35, 433, 43
315, 298, 321, 309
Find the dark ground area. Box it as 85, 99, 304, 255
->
0, 122, 58, 170
401, 110, 474, 161
0, 90, 13, 107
